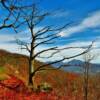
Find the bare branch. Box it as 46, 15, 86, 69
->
16, 39, 30, 52
34, 36, 58, 49
32, 63, 84, 75
37, 50, 59, 59
36, 33, 60, 40
0, 0, 22, 30
34, 13, 50, 26
49, 22, 72, 31
21, 44, 31, 53
0, 24, 13, 29
32, 47, 58, 59
35, 26, 51, 38
32, 42, 93, 75
36, 46, 90, 59
35, 22, 71, 38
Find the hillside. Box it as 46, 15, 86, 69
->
0, 49, 100, 100
0, 49, 78, 90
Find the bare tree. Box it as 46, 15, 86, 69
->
6, 1, 93, 90
83, 52, 97, 100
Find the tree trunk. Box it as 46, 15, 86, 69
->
28, 36, 35, 90
28, 57, 35, 90
84, 62, 89, 100
29, 73, 33, 86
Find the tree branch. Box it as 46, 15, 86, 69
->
32, 42, 93, 76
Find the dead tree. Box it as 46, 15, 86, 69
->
83, 52, 96, 100
9, 2, 94, 89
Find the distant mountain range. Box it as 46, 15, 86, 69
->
49, 59, 100, 73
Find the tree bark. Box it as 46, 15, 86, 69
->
28, 40, 35, 90
29, 73, 33, 86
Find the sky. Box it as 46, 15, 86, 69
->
0, 0, 100, 63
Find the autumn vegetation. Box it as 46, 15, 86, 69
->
0, 50, 99, 100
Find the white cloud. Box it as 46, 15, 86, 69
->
0, 43, 28, 54
59, 11, 100, 37
82, 11, 100, 27
0, 33, 30, 55
0, 34, 15, 43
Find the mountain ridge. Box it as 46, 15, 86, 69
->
48, 59, 100, 73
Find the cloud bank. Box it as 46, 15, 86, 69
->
59, 11, 100, 37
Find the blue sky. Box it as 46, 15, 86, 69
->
0, 0, 100, 63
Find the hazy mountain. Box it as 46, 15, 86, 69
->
50, 59, 100, 73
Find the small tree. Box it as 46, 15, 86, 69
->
83, 52, 96, 100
